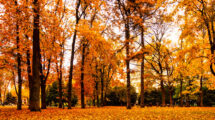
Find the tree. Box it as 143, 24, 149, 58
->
116, 0, 134, 109
144, 17, 171, 106
30, 0, 41, 111
68, 0, 88, 109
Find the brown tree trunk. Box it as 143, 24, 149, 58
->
186, 94, 190, 107
96, 81, 99, 107
40, 57, 51, 109
161, 79, 165, 107
100, 68, 104, 107
0, 88, 1, 104
104, 91, 107, 106
125, 20, 131, 109
169, 87, 173, 107
15, 0, 22, 110
140, 27, 145, 108
180, 79, 183, 107
58, 68, 63, 108
58, 51, 63, 108
68, 0, 81, 109
68, 30, 76, 109
41, 81, 46, 109
80, 43, 86, 108
30, 0, 41, 111
27, 49, 32, 109
186, 80, 191, 107
200, 76, 203, 107
93, 88, 96, 106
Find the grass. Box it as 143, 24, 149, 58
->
0, 106, 215, 120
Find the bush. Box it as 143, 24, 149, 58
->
106, 86, 137, 106
46, 81, 78, 107
3, 92, 17, 105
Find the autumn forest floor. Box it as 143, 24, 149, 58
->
0, 106, 215, 120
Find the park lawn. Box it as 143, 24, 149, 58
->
0, 106, 215, 120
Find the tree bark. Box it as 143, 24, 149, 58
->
15, 0, 22, 110
41, 81, 46, 109
57, 50, 64, 108
68, 0, 82, 109
30, 0, 41, 111
200, 76, 203, 107
186, 80, 191, 107
100, 68, 104, 107
169, 87, 173, 107
0, 87, 1, 104
80, 43, 86, 108
93, 87, 96, 106
161, 79, 165, 107
58, 66, 63, 108
140, 27, 145, 108
27, 49, 32, 109
125, 20, 131, 109
180, 79, 183, 107
96, 81, 99, 107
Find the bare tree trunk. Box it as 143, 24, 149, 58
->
40, 58, 51, 109
0, 87, 1, 104
93, 88, 96, 106
100, 68, 104, 107
27, 49, 32, 109
186, 80, 191, 107
96, 81, 99, 107
200, 76, 203, 107
104, 91, 107, 106
80, 43, 86, 108
140, 27, 145, 108
169, 87, 173, 107
58, 67, 63, 108
41, 80, 46, 109
161, 79, 165, 107
58, 50, 64, 108
30, 0, 41, 111
68, 0, 81, 109
14, 0, 22, 110
125, 20, 131, 109
180, 79, 183, 107
68, 30, 76, 109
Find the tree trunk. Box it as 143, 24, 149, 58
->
200, 76, 203, 107
93, 88, 96, 106
0, 88, 1, 104
30, 0, 41, 111
186, 94, 190, 107
104, 90, 107, 106
68, 0, 81, 109
80, 43, 86, 108
40, 57, 50, 109
27, 49, 32, 109
125, 20, 131, 109
58, 71, 63, 108
15, 0, 22, 110
58, 52, 63, 108
169, 87, 173, 107
140, 27, 145, 108
180, 79, 183, 107
96, 81, 99, 107
41, 81, 46, 109
186, 80, 191, 107
100, 69, 104, 107
68, 30, 76, 109
161, 79, 165, 107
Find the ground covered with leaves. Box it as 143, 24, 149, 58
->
0, 106, 215, 120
